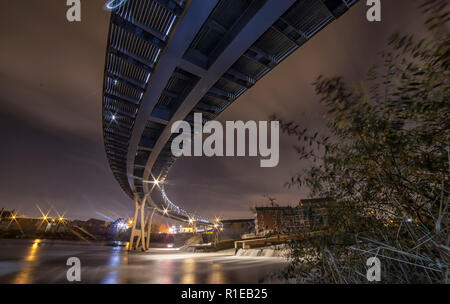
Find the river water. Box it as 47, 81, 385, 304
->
0, 239, 288, 283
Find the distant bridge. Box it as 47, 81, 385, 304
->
101, 0, 358, 249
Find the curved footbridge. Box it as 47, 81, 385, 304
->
101, 0, 358, 250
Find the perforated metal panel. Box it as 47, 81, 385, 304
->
282, 0, 333, 38
151, 68, 200, 120
115, 0, 178, 39
102, 0, 186, 197
101, 0, 358, 211
110, 23, 161, 66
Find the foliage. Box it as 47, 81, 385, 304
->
277, 0, 449, 283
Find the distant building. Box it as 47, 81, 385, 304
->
0, 208, 15, 220
255, 206, 301, 234
181, 226, 194, 233
221, 219, 255, 240
71, 218, 111, 235
299, 198, 333, 228
255, 198, 334, 234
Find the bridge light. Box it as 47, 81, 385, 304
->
165, 15, 176, 36
154, 49, 161, 63
163, 208, 168, 215
112, 115, 116, 121
105, 0, 128, 11
144, 178, 162, 186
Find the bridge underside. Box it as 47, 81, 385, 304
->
101, 0, 359, 236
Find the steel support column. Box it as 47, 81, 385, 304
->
128, 194, 149, 251
145, 208, 157, 249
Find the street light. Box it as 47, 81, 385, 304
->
144, 177, 161, 185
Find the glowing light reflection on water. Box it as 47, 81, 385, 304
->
0, 240, 287, 284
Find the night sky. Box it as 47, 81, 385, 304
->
0, 0, 427, 223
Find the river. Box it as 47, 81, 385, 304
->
0, 239, 288, 283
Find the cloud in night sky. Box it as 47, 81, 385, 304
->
0, 0, 427, 221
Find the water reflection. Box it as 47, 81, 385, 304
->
101, 246, 125, 284
180, 258, 195, 284
208, 263, 225, 284
0, 240, 288, 284
12, 239, 41, 284
159, 259, 174, 284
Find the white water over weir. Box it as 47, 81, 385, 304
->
235, 244, 291, 258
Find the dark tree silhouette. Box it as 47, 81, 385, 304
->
278, 0, 449, 283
